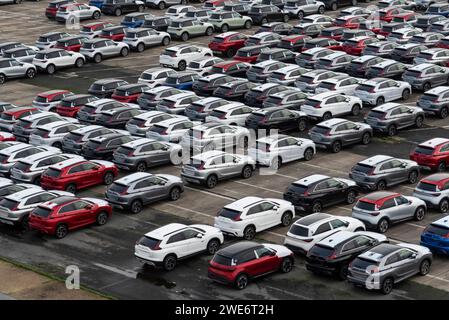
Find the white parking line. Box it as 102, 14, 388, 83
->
93, 263, 137, 279
164, 203, 214, 220
232, 180, 283, 194
185, 186, 237, 201
264, 285, 312, 300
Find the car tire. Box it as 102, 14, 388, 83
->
244, 20, 252, 29
402, 89, 410, 100
65, 183, 77, 194
377, 218, 389, 233
408, 170, 419, 184
387, 125, 397, 136
437, 161, 446, 172
168, 187, 181, 201
55, 224, 68, 239
96, 211, 108, 226
243, 225, 256, 240
311, 201, 322, 213
261, 18, 268, 24
322, 112, 332, 121
346, 190, 357, 204
94, 53, 102, 63
351, 104, 361, 116
331, 140, 342, 153
318, 5, 324, 13
207, 239, 220, 255
177, 60, 186, 71
361, 132, 371, 145
281, 211, 293, 227
103, 171, 114, 185
338, 265, 348, 280
46, 64, 56, 74
226, 48, 236, 58
130, 199, 143, 214
221, 24, 229, 33
205, 174, 218, 189
414, 206, 426, 221
440, 107, 448, 119
415, 116, 424, 128
26, 68, 36, 79
115, 8, 122, 16
93, 11, 101, 19
136, 43, 145, 52
380, 277, 394, 295
235, 273, 248, 290
298, 118, 307, 131
162, 37, 170, 46
280, 257, 293, 273
423, 82, 431, 91
158, 1, 165, 9
297, 10, 304, 19
439, 198, 449, 213
0, 74, 5, 85
376, 96, 384, 106
419, 259, 431, 276
163, 254, 177, 271
75, 58, 84, 68
241, 165, 253, 179
331, 2, 337, 10
270, 156, 282, 170
135, 161, 147, 172
138, 5, 144, 12
376, 180, 387, 191
303, 147, 314, 161
120, 47, 129, 57
206, 27, 213, 36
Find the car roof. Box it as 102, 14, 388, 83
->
163, 92, 196, 101
421, 173, 449, 183
358, 155, 393, 165
191, 150, 225, 161
22, 112, 56, 122
408, 63, 435, 71
121, 138, 155, 148
71, 125, 103, 134
371, 59, 398, 68
293, 174, 330, 186
37, 120, 75, 130
430, 216, 449, 229
424, 86, 449, 95
49, 158, 84, 169
295, 212, 332, 227
20, 151, 61, 164
39, 196, 79, 209
358, 243, 400, 261
317, 118, 348, 128
217, 241, 262, 257
256, 134, 290, 144
115, 172, 153, 185
317, 230, 358, 248
144, 223, 188, 240
155, 117, 189, 127
215, 31, 240, 38
371, 102, 402, 111
419, 138, 449, 148
92, 78, 124, 85
360, 191, 400, 203
5, 188, 44, 201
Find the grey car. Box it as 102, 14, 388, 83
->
402, 63, 449, 91
3, 47, 38, 64
126, 110, 179, 136
417, 86, 449, 118
80, 38, 130, 63
365, 103, 425, 136
309, 118, 372, 153
262, 89, 308, 110
112, 138, 183, 171
347, 243, 432, 294
246, 59, 286, 83
137, 86, 184, 110
295, 47, 334, 68
77, 98, 128, 124
0, 58, 36, 85
123, 28, 171, 52
61, 125, 120, 154
349, 155, 420, 191
180, 150, 256, 189
106, 172, 184, 214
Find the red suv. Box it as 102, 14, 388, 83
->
341, 36, 378, 55
391, 11, 417, 24
56, 94, 98, 117
208, 32, 248, 58
410, 138, 449, 172
40, 158, 118, 194
54, 35, 87, 52
379, 7, 409, 22
29, 196, 112, 239
210, 60, 250, 77
32, 89, 73, 112
319, 27, 346, 41
208, 242, 294, 289
111, 83, 148, 103
99, 26, 126, 42
278, 34, 311, 52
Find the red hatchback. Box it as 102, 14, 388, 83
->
111, 83, 149, 103
208, 242, 294, 289
40, 158, 118, 194
208, 32, 248, 58
99, 26, 126, 42
341, 36, 378, 55
29, 196, 112, 239
54, 35, 87, 52
410, 138, 449, 172
56, 94, 98, 117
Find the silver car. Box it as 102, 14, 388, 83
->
283, 0, 325, 19
137, 86, 184, 110
262, 89, 308, 110
123, 28, 171, 52
156, 92, 200, 115
126, 111, 180, 136
2, 47, 38, 64
105, 172, 184, 214
246, 59, 286, 83
80, 38, 130, 63
266, 65, 307, 86
137, 67, 176, 87
29, 121, 82, 148
0, 58, 36, 85
77, 99, 130, 124
180, 150, 256, 189
146, 117, 199, 143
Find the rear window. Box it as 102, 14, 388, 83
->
109, 182, 128, 193
150, 124, 167, 134
212, 254, 234, 266
298, 75, 314, 84
355, 200, 376, 211
13, 161, 31, 172
138, 236, 161, 249
288, 224, 309, 237
304, 98, 321, 107
0, 198, 19, 210
212, 37, 225, 43
308, 244, 334, 257
426, 223, 449, 236
187, 160, 205, 169
33, 128, 50, 138
162, 49, 177, 57
299, 52, 313, 60
115, 146, 133, 155
288, 183, 308, 194
416, 181, 438, 192
414, 146, 435, 155
44, 168, 61, 178
368, 110, 386, 119
1, 113, 13, 121
65, 132, 83, 142
352, 163, 374, 174
351, 257, 379, 270
33, 206, 52, 218
209, 110, 226, 118
420, 93, 439, 101
217, 207, 241, 219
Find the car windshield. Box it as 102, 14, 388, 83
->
33, 206, 52, 218
355, 200, 375, 211
217, 207, 242, 219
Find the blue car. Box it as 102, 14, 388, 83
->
421, 216, 449, 254
164, 72, 200, 90
89, 0, 104, 9
121, 12, 153, 28
426, 3, 449, 17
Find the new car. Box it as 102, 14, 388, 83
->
413, 173, 449, 212
208, 60, 250, 77
126, 110, 179, 136
213, 79, 256, 101
77, 98, 128, 123
142, 16, 171, 31
413, 14, 446, 31
256, 22, 293, 35
192, 74, 235, 97
209, 11, 253, 32
283, 0, 325, 19
2, 47, 38, 64
81, 132, 135, 159
54, 35, 88, 52
121, 12, 153, 28
32, 49, 85, 74
295, 47, 334, 69
138, 67, 176, 87
416, 86, 449, 119
390, 43, 428, 64
101, 0, 145, 16
265, 65, 307, 86
301, 92, 363, 121
35, 32, 71, 50
421, 216, 449, 253
159, 44, 213, 71
99, 25, 126, 41
413, 48, 449, 66
295, 70, 344, 94
79, 21, 114, 39
123, 28, 171, 52
167, 18, 214, 41
246, 60, 286, 83
184, 97, 229, 121
387, 27, 422, 45
245, 107, 308, 133
277, 34, 311, 52
354, 78, 412, 107
0, 58, 36, 85
244, 83, 289, 108
248, 5, 289, 25
112, 83, 149, 103
410, 32, 443, 48
234, 45, 270, 63
156, 92, 200, 114
315, 75, 362, 96
55, 3, 101, 23
88, 78, 129, 98
29, 121, 81, 149
315, 52, 355, 72
262, 89, 308, 110
245, 32, 282, 48
291, 23, 324, 37
208, 32, 248, 58
146, 117, 198, 142
410, 138, 449, 172
204, 103, 256, 126
0, 107, 40, 132
61, 125, 122, 154
96, 106, 142, 128
402, 63, 449, 91
137, 86, 184, 110
163, 72, 200, 90
340, 36, 379, 56
256, 48, 297, 64
301, 37, 342, 52
56, 94, 98, 118
80, 38, 129, 63
186, 57, 224, 76
46, 0, 77, 19
365, 59, 408, 80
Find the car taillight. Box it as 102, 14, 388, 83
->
261, 117, 268, 123
368, 167, 375, 175
197, 162, 205, 170
325, 131, 331, 136
120, 187, 129, 195
328, 251, 337, 260
370, 266, 379, 274
314, 103, 321, 109
152, 241, 162, 250
160, 129, 168, 135
219, 113, 227, 119
233, 213, 242, 221
369, 211, 380, 216
302, 238, 313, 242
24, 124, 31, 129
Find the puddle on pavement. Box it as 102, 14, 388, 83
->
136, 271, 177, 289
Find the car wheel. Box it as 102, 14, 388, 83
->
241, 165, 253, 179
440, 107, 448, 119
115, 8, 122, 16
361, 132, 371, 145
226, 48, 236, 58
65, 183, 76, 194
281, 211, 293, 227
94, 53, 102, 63
414, 206, 426, 221
402, 89, 410, 100
26, 68, 36, 79
235, 273, 248, 290
437, 161, 446, 172
244, 20, 252, 29
162, 37, 170, 46
376, 96, 384, 106
283, 14, 289, 22
312, 201, 322, 213
21, 215, 29, 230
376, 180, 387, 191
163, 255, 177, 271
130, 200, 143, 214
243, 225, 256, 240
177, 60, 186, 71
439, 198, 449, 213
387, 125, 397, 136
380, 277, 394, 295
419, 259, 431, 276
346, 190, 357, 204
135, 161, 147, 172
280, 257, 293, 273
207, 239, 220, 255
322, 112, 332, 121
138, 5, 144, 11
221, 24, 229, 33
303, 147, 314, 161
331, 140, 342, 153
351, 104, 361, 116
206, 27, 213, 36
55, 224, 68, 239
331, 2, 337, 10
270, 156, 282, 170
423, 82, 431, 91
0, 74, 5, 85
415, 116, 424, 128
408, 170, 419, 184
75, 58, 84, 68
158, 1, 165, 9
120, 47, 129, 57
96, 211, 108, 226
298, 118, 307, 132
318, 5, 324, 14
168, 187, 181, 201
205, 175, 218, 189
136, 43, 145, 52
103, 172, 114, 185
33, 177, 41, 185
297, 11, 304, 19
377, 218, 389, 233
261, 18, 268, 24
338, 265, 348, 280
93, 11, 101, 19
46, 64, 56, 74
354, 227, 364, 232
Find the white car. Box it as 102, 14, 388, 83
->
301, 92, 363, 121
354, 78, 412, 106
386, 27, 422, 44
55, 3, 101, 23
32, 49, 85, 74
146, 117, 199, 142
165, 5, 196, 18
205, 103, 256, 126
137, 67, 177, 87
134, 223, 224, 271
156, 92, 200, 115
315, 75, 362, 95
186, 56, 224, 76
159, 44, 213, 71
35, 32, 71, 50
126, 111, 182, 136
29, 121, 82, 148
283, 213, 366, 254
248, 134, 316, 168
214, 196, 295, 240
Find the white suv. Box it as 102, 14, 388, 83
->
301, 92, 363, 121
32, 48, 85, 74
205, 103, 256, 126
134, 223, 224, 271
283, 212, 366, 254
159, 44, 213, 71
29, 121, 82, 149
214, 196, 295, 240
413, 173, 449, 213
146, 117, 199, 142
137, 67, 177, 87
186, 56, 223, 76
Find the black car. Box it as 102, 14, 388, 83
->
81, 133, 135, 160
277, 35, 311, 52
96, 106, 142, 128
192, 74, 235, 96
345, 55, 385, 77
365, 60, 407, 80
248, 5, 289, 25
223, 3, 250, 15
283, 174, 359, 213
261, 0, 285, 9
306, 231, 386, 279
244, 83, 288, 107
256, 47, 297, 63
209, 61, 250, 78
88, 78, 129, 98
245, 107, 308, 133
257, 22, 292, 35
213, 79, 256, 101
322, 0, 354, 11
101, 0, 145, 16
142, 16, 171, 31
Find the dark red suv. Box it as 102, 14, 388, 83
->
410, 138, 449, 172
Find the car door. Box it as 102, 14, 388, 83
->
140, 142, 166, 165
341, 122, 361, 144
164, 230, 191, 259
81, 162, 103, 187
72, 199, 96, 226
221, 154, 242, 177
4, 60, 23, 77
57, 202, 82, 229
382, 159, 406, 185
386, 249, 417, 280
397, 106, 415, 128
134, 175, 168, 204
268, 110, 287, 131
392, 195, 413, 220
236, 249, 260, 277
58, 50, 74, 67
253, 246, 280, 274
255, 201, 278, 229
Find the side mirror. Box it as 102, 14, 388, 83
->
158, 180, 167, 186
411, 253, 417, 259
273, 205, 279, 210
196, 233, 203, 239
355, 125, 361, 130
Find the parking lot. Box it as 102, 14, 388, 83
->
1, 0, 449, 300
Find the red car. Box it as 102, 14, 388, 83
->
45, 0, 75, 19
99, 26, 126, 42
410, 138, 449, 172
203, 0, 226, 10
278, 34, 311, 52
208, 32, 248, 58
319, 26, 347, 41
436, 36, 449, 49
81, 21, 113, 38
391, 11, 417, 24
29, 196, 112, 239
210, 60, 250, 77
341, 36, 379, 55
208, 242, 294, 289
40, 158, 118, 194
379, 7, 410, 22
0, 132, 15, 142
56, 94, 98, 117
54, 35, 87, 52
111, 83, 148, 103
0, 106, 40, 132
334, 15, 366, 29
234, 45, 268, 63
